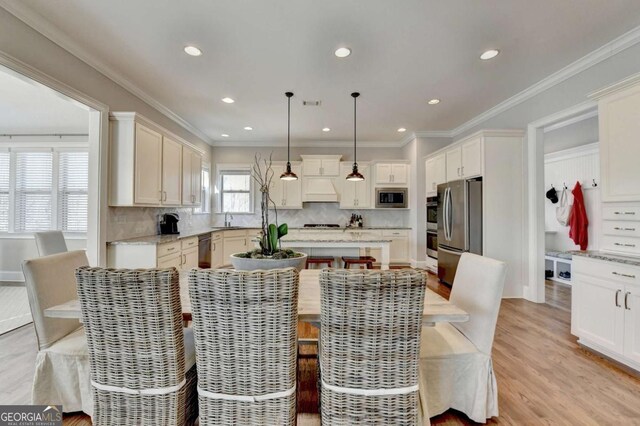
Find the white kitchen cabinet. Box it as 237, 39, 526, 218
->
425, 154, 446, 196
134, 123, 163, 205
211, 232, 224, 268
162, 136, 182, 205
182, 146, 202, 206
591, 77, 640, 202
181, 247, 199, 270
375, 163, 408, 185
224, 229, 250, 264
461, 137, 483, 178
340, 163, 371, 209
624, 285, 640, 365
270, 163, 302, 209
301, 155, 340, 177
157, 252, 182, 270
383, 229, 410, 263
445, 147, 462, 182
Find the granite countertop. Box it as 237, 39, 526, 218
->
570, 250, 640, 267
281, 238, 393, 243
108, 227, 230, 245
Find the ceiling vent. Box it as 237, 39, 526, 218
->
303, 100, 322, 106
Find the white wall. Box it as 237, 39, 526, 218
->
544, 116, 598, 154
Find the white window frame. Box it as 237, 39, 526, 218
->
215, 164, 254, 214
193, 162, 211, 215
0, 143, 89, 238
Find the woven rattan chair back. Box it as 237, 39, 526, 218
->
76, 267, 196, 425
189, 268, 299, 426
319, 268, 426, 425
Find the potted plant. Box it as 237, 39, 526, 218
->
229, 154, 307, 271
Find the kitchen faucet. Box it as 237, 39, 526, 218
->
224, 212, 234, 227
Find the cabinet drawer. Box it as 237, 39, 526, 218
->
603, 206, 640, 221
157, 252, 181, 269
603, 221, 640, 238
574, 256, 640, 286
157, 241, 181, 258
181, 236, 198, 250
212, 232, 223, 241
223, 229, 247, 238
382, 229, 410, 237
602, 235, 640, 256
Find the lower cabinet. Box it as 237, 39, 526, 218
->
572, 256, 640, 370
222, 229, 261, 265
357, 229, 410, 265
211, 232, 224, 268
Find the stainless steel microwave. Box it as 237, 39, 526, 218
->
375, 188, 408, 208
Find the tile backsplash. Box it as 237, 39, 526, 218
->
107, 207, 211, 241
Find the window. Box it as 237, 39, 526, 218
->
193, 164, 211, 214
1, 147, 88, 234
219, 168, 252, 213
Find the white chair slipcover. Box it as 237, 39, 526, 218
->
22, 250, 92, 416
419, 253, 507, 423
34, 231, 68, 256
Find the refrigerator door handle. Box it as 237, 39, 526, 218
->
438, 246, 463, 256
443, 187, 450, 241
447, 187, 453, 241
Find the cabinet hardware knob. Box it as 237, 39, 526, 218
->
616, 289, 621, 307
612, 271, 636, 279
625, 292, 631, 310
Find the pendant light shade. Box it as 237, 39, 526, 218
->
280, 91, 298, 181
346, 92, 365, 181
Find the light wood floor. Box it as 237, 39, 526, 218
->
2, 275, 640, 425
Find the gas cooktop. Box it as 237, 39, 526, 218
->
303, 224, 340, 228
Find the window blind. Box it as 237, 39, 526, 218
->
0, 152, 9, 232
220, 170, 251, 213
58, 151, 89, 232
15, 151, 53, 232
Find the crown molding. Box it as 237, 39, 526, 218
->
449, 24, 640, 138
210, 139, 401, 148
544, 141, 599, 162
0, 0, 214, 146
588, 71, 640, 99
543, 109, 598, 133
414, 130, 454, 138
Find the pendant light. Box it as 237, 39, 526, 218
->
346, 92, 365, 181
280, 92, 298, 181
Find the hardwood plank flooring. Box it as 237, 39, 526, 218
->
2, 273, 640, 425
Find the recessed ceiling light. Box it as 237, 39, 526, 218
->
244, 126, 253, 131
428, 98, 441, 105
184, 46, 202, 56
221, 133, 229, 137
322, 127, 331, 132
397, 128, 407, 133
334, 47, 351, 58
221, 97, 235, 104
480, 49, 500, 60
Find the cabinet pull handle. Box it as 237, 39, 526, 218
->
614, 227, 637, 231
167, 247, 175, 251
614, 211, 636, 215
625, 292, 631, 310
461, 166, 464, 176
612, 271, 636, 279
616, 289, 621, 307
457, 167, 461, 176
614, 242, 636, 248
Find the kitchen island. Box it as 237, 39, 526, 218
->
280, 237, 392, 270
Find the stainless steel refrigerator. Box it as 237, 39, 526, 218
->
437, 178, 482, 285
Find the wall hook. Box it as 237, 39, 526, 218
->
592, 179, 598, 187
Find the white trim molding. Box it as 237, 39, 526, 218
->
543, 110, 598, 134
0, 270, 24, 282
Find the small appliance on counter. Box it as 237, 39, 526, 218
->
347, 213, 363, 228
159, 213, 180, 235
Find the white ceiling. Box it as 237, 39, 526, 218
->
0, 67, 88, 134
8, 0, 640, 144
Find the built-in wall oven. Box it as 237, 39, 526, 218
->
426, 196, 438, 259
427, 231, 438, 259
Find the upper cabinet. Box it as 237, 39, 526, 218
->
425, 153, 446, 196
302, 156, 340, 177
110, 112, 204, 207
375, 162, 408, 185
339, 162, 372, 209
269, 163, 302, 209
444, 137, 482, 182
590, 75, 640, 202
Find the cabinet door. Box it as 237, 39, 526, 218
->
390, 237, 409, 262
461, 137, 482, 177
224, 236, 248, 264
134, 123, 163, 205
425, 158, 436, 195
269, 170, 286, 208
157, 253, 182, 269
321, 159, 340, 176
434, 154, 447, 185
162, 137, 182, 205
191, 152, 202, 205
599, 83, 640, 202
574, 274, 624, 355
303, 159, 323, 176
355, 164, 371, 207
181, 247, 199, 270
283, 165, 302, 208
182, 147, 194, 205
211, 237, 224, 268
391, 164, 408, 184
624, 285, 640, 364
375, 164, 392, 184
445, 147, 462, 182
340, 180, 357, 209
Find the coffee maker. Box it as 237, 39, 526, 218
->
159, 213, 180, 235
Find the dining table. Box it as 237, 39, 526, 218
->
44, 269, 469, 327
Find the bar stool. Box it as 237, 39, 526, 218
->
306, 256, 334, 269
342, 256, 376, 269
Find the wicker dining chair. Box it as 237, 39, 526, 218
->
189, 268, 299, 426
76, 267, 198, 426
319, 269, 427, 425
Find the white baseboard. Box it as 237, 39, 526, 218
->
410, 259, 427, 269
0, 271, 24, 282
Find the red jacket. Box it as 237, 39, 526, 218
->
569, 182, 589, 250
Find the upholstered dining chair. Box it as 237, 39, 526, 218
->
21, 250, 92, 416
189, 268, 299, 426
76, 267, 198, 425
418, 253, 507, 423
34, 231, 68, 256
319, 269, 426, 425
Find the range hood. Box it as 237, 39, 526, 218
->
302, 177, 338, 202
